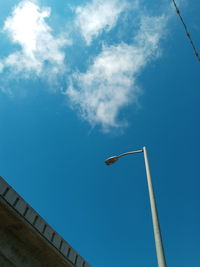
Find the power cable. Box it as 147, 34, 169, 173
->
172, 0, 200, 62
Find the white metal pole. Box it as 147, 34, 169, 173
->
143, 146, 166, 267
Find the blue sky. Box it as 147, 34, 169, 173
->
0, 0, 200, 266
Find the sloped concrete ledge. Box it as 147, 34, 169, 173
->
0, 176, 91, 267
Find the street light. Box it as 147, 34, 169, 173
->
105, 146, 167, 267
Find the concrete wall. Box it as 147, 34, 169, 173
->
0, 177, 91, 267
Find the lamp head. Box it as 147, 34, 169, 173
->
105, 156, 118, 165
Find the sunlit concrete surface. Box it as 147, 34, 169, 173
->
0, 177, 91, 267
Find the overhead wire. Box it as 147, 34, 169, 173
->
172, 0, 200, 62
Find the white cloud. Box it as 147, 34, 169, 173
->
1, 0, 69, 77
0, 0, 169, 132
75, 0, 126, 45
0, 62, 4, 73
67, 15, 166, 131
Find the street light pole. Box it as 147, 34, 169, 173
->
105, 146, 167, 267
143, 146, 166, 267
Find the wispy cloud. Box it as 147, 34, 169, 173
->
67, 14, 166, 131
0, 0, 170, 133
1, 0, 69, 78
75, 0, 127, 45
